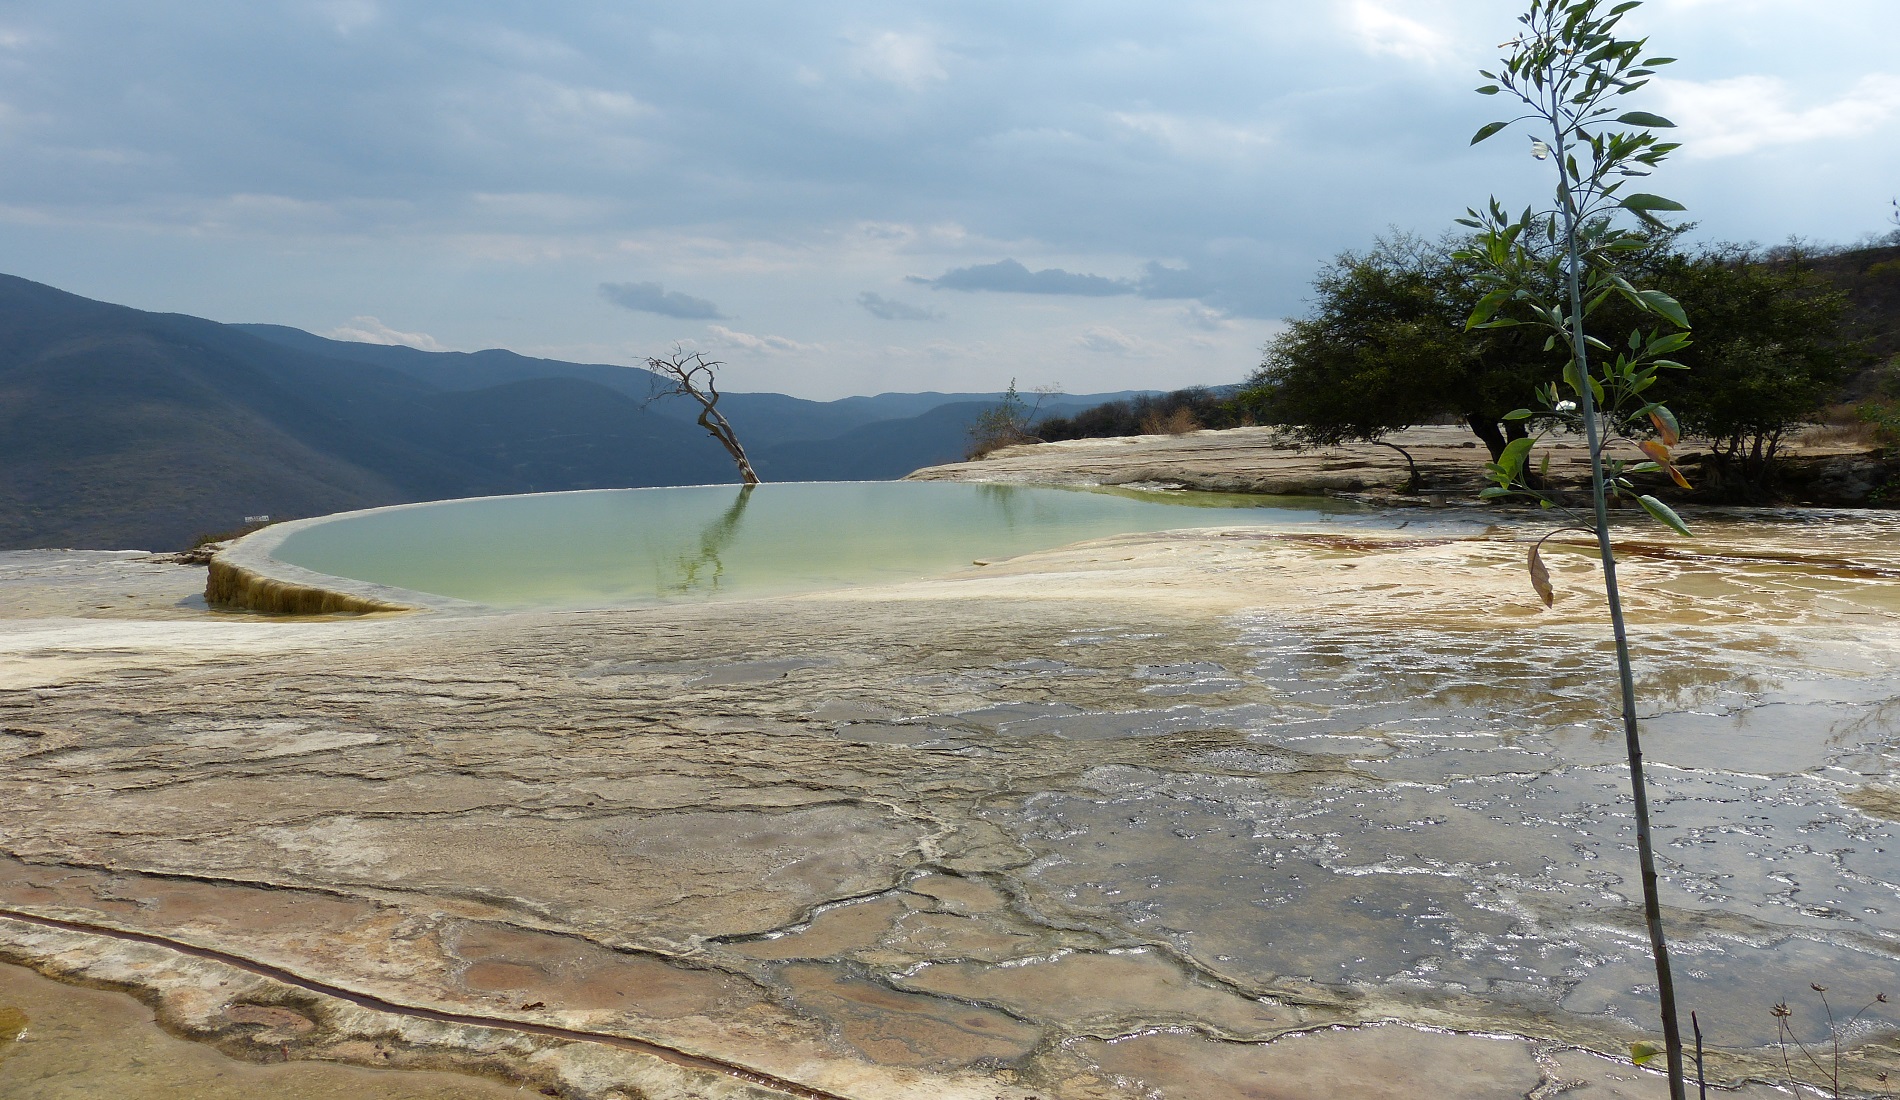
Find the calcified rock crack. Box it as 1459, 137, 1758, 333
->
1, 519, 1898, 1099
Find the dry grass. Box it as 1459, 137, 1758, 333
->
1140, 407, 1201, 435
1795, 404, 1883, 448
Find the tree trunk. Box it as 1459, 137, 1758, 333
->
1466, 414, 1510, 462
698, 405, 760, 485
1371, 440, 1422, 492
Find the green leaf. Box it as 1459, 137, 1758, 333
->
1636, 289, 1690, 329
1645, 331, 1692, 356
1469, 286, 1512, 326
1630, 1040, 1667, 1067
1471, 120, 1511, 145
1621, 192, 1688, 214
1498, 436, 1535, 478
1479, 486, 1513, 500
1503, 408, 1534, 421
1616, 111, 1676, 129
1638, 495, 1693, 538
1477, 84, 1501, 95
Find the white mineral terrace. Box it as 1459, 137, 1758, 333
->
1, 469, 1898, 1097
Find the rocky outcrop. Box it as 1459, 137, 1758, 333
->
909, 423, 1896, 508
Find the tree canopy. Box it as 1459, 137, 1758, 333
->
1245, 227, 1860, 490
1649, 245, 1856, 485
1239, 231, 1558, 463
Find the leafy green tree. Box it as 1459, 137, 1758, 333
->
1250, 226, 1851, 496
1244, 232, 1552, 465
1860, 358, 1900, 449
1654, 247, 1855, 489
1462, 1, 1698, 1093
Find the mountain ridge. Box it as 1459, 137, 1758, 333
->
0, 274, 1161, 549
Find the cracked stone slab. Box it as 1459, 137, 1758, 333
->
2, 512, 1900, 1098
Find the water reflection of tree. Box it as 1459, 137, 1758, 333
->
658, 486, 755, 596
975, 483, 1028, 529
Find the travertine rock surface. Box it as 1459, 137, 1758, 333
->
908, 423, 1883, 504
2, 507, 1898, 1098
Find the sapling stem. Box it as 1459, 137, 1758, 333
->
1548, 58, 1687, 1100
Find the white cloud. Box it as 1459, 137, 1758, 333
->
533, 81, 652, 122
328, 316, 445, 350
850, 29, 948, 88
1653, 73, 1900, 158
706, 324, 822, 354
1111, 111, 1273, 160
1180, 304, 1233, 331
312, 0, 379, 36
881, 339, 994, 363
1344, 1, 1451, 65
1074, 326, 1153, 356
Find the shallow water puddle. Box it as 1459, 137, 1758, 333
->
975, 589, 1900, 1062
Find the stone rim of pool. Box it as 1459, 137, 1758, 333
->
207, 480, 1438, 615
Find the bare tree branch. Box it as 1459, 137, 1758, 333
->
644, 348, 760, 485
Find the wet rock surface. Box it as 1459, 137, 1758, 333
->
2, 512, 1900, 1098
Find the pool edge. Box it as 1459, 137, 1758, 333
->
207, 514, 480, 616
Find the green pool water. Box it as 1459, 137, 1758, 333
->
268, 481, 1374, 609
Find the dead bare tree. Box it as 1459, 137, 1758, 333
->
645, 349, 760, 485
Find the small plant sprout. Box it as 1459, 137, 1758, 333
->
1461, 1, 1697, 1094
1773, 985, 1893, 1100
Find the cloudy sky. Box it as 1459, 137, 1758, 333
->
2, 1, 1896, 398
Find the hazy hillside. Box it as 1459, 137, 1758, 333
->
235, 324, 1150, 450
1811, 241, 1900, 390
754, 401, 998, 480
1, 275, 1158, 550
0, 277, 736, 548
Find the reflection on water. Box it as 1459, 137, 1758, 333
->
271, 481, 1384, 608
658, 483, 754, 597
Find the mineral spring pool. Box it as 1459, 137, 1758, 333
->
265, 481, 1386, 609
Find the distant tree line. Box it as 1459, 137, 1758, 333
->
968, 384, 1253, 459
1035, 387, 1250, 441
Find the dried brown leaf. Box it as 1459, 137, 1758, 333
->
1528, 543, 1554, 608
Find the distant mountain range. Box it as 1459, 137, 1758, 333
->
0, 274, 1152, 550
